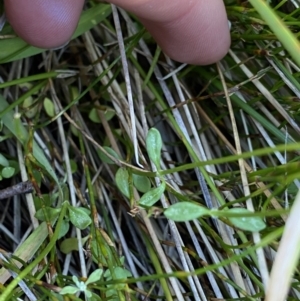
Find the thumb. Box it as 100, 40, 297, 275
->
108, 0, 230, 65
5, 0, 230, 65
4, 0, 84, 49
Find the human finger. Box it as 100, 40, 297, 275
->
5, 0, 230, 65
4, 0, 84, 49
108, 0, 230, 64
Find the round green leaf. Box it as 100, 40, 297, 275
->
22, 96, 38, 118
227, 208, 266, 232
1, 166, 15, 178
43, 97, 55, 117
35, 207, 61, 222
98, 146, 121, 164
89, 108, 101, 123
89, 107, 115, 123
70, 160, 78, 173
60, 238, 79, 254
115, 168, 130, 198
70, 86, 79, 101
133, 174, 151, 193
79, 207, 91, 216
68, 206, 92, 230
0, 153, 9, 167
164, 202, 210, 222
60, 235, 89, 254
112, 267, 132, 290
60, 286, 79, 295
139, 182, 165, 207
70, 124, 79, 137
146, 128, 162, 169
114, 266, 132, 279
8, 160, 20, 175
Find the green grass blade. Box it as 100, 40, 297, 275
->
0, 222, 49, 283
249, 0, 300, 67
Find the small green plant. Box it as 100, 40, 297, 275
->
35, 202, 92, 232
115, 128, 267, 232
1, 1, 299, 299
60, 269, 103, 300
59, 266, 132, 301
103, 266, 132, 301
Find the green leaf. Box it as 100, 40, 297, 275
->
35, 207, 61, 222
68, 206, 92, 230
115, 168, 130, 198
60, 238, 79, 254
88, 108, 101, 123
89, 292, 103, 301
133, 174, 151, 193
58, 219, 70, 239
112, 267, 132, 290
146, 128, 162, 169
79, 207, 91, 216
249, 0, 300, 67
8, 160, 20, 176
70, 124, 79, 137
64, 159, 78, 173
91, 239, 108, 266
227, 208, 266, 232
60, 286, 80, 295
114, 266, 132, 279
1, 166, 15, 178
103, 269, 111, 279
22, 96, 38, 118
139, 182, 165, 207
97, 146, 121, 164
33, 194, 53, 211
43, 97, 55, 117
106, 289, 118, 298
60, 236, 89, 254
89, 107, 115, 123
0, 154, 9, 167
86, 269, 103, 285
0, 222, 52, 283
85, 290, 92, 298
164, 202, 210, 222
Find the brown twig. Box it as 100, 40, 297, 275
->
0, 181, 34, 200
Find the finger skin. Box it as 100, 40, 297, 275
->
4, 0, 84, 49
109, 0, 230, 65
5, 0, 230, 65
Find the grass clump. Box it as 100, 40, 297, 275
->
0, 1, 300, 300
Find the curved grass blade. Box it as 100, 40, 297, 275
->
249, 0, 300, 67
